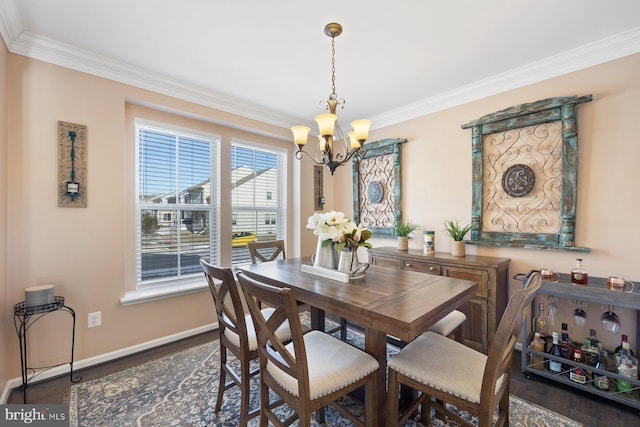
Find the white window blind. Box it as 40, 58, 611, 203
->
136, 122, 219, 285
231, 142, 286, 265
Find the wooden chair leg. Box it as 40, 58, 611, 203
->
215, 347, 226, 413
260, 383, 269, 427
365, 373, 378, 427
239, 358, 251, 427
316, 406, 326, 425
386, 369, 399, 427
419, 395, 430, 425
340, 317, 348, 340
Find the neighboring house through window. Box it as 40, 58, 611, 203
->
135, 121, 287, 287
231, 141, 286, 265
136, 122, 219, 286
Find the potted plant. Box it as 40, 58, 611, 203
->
442, 218, 471, 256
395, 219, 420, 251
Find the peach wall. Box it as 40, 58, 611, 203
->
3, 53, 309, 381
333, 53, 640, 351
3, 46, 639, 384
1, 37, 9, 396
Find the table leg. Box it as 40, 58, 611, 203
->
310, 306, 325, 332
365, 327, 386, 427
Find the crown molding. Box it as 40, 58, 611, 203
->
0, 0, 21, 45
1, 1, 639, 131
371, 26, 640, 129
5, 30, 300, 130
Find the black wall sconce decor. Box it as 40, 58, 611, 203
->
58, 121, 87, 208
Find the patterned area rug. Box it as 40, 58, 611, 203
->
68, 328, 582, 426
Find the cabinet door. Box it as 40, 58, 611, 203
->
442, 266, 488, 298
459, 299, 488, 353
443, 266, 490, 353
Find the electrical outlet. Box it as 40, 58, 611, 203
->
88, 311, 102, 328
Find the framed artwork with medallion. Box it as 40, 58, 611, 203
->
352, 138, 408, 237
461, 95, 592, 251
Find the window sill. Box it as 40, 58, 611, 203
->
120, 279, 208, 306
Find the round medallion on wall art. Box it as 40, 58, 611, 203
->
502, 164, 535, 197
367, 181, 384, 204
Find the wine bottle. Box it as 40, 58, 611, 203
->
570, 258, 588, 285
593, 342, 610, 391
569, 349, 587, 384
614, 334, 635, 357
559, 322, 575, 372
531, 332, 546, 370
548, 332, 563, 374
616, 340, 639, 395
534, 303, 548, 349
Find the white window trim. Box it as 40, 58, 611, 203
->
120, 275, 208, 306
134, 119, 220, 289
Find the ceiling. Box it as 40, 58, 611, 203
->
1, 0, 640, 132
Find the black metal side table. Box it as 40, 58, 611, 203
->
13, 296, 82, 403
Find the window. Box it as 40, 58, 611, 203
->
136, 122, 219, 285
265, 213, 276, 225
231, 142, 286, 265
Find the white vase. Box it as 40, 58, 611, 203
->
312, 236, 337, 269
451, 240, 466, 256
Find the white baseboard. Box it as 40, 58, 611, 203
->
1, 322, 218, 404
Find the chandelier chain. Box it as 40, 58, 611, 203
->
330, 35, 337, 99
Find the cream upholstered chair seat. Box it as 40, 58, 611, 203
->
427, 310, 466, 337
267, 330, 379, 400
238, 271, 380, 427
388, 331, 504, 404
386, 272, 541, 427
223, 307, 295, 351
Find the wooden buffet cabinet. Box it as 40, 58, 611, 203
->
368, 247, 510, 353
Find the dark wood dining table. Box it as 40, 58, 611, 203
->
237, 256, 478, 426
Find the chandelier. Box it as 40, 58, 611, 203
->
291, 23, 371, 175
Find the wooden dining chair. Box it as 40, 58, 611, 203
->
386, 272, 542, 427
247, 239, 348, 340
200, 259, 295, 427
247, 239, 286, 263
237, 270, 380, 427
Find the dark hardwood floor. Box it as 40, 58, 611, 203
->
7, 331, 639, 426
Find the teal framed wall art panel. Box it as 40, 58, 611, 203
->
352, 138, 408, 237
461, 95, 592, 252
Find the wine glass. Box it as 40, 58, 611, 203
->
600, 305, 621, 333
547, 295, 558, 326
573, 300, 587, 327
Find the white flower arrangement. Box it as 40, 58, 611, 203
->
307, 211, 372, 250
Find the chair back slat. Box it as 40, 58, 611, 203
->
200, 259, 250, 347
481, 272, 541, 411
248, 240, 286, 263
237, 271, 310, 398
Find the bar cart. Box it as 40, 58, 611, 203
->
518, 273, 640, 410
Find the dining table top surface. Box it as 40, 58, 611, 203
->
237, 256, 478, 342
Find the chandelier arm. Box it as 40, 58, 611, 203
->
295, 146, 330, 165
